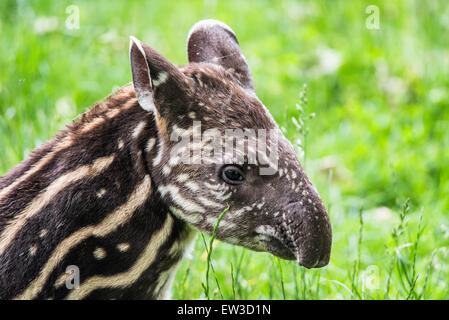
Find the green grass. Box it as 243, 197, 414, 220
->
1, 0, 448, 299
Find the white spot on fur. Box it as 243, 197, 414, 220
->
162, 166, 172, 176
65, 214, 173, 299
255, 225, 276, 236
152, 72, 168, 87
39, 229, 48, 239
29, 244, 37, 256
118, 138, 124, 150
117, 243, 130, 252
188, 112, 196, 119
93, 247, 107, 260
177, 174, 189, 183
96, 188, 106, 198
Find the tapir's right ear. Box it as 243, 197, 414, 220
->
129, 36, 191, 120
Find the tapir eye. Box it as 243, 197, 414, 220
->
221, 165, 245, 185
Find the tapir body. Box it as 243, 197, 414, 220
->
0, 20, 331, 299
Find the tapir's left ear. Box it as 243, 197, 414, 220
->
129, 36, 191, 119
187, 19, 255, 91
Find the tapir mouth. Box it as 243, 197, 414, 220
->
257, 202, 332, 269
259, 232, 331, 269
258, 234, 296, 261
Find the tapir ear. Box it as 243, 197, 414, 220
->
129, 36, 190, 118
187, 19, 255, 91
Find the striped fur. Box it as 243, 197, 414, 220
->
0, 86, 195, 299
0, 20, 332, 299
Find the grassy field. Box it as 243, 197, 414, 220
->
1, 0, 448, 299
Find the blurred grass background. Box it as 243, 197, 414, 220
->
0, 0, 448, 299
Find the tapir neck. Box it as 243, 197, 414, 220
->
0, 86, 196, 299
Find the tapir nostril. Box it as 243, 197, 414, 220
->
286, 200, 300, 207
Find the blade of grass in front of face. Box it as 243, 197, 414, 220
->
201, 205, 229, 300
292, 261, 299, 299
200, 234, 210, 299
200, 233, 223, 299
300, 268, 307, 299
314, 270, 321, 298
234, 247, 246, 299
230, 263, 236, 300
200, 234, 223, 299
180, 259, 192, 298
268, 259, 275, 299
275, 257, 286, 299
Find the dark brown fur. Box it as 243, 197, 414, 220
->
0, 20, 331, 300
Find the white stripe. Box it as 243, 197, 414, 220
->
197, 197, 223, 209
184, 181, 200, 192
146, 138, 156, 153
152, 141, 164, 167
0, 155, 115, 256
15, 175, 152, 299
176, 174, 189, 183
158, 184, 205, 214
132, 121, 146, 138
65, 214, 173, 299
152, 72, 168, 87
170, 206, 202, 224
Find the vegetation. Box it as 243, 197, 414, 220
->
1, 0, 448, 299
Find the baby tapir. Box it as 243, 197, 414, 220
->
0, 19, 331, 299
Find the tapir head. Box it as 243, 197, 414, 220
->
129, 20, 332, 268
